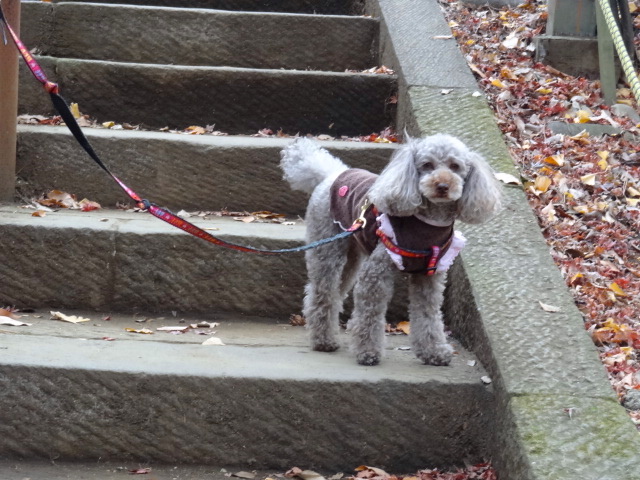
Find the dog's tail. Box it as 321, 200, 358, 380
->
280, 138, 349, 194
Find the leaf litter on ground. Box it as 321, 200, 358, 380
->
281, 464, 496, 480
440, 0, 640, 427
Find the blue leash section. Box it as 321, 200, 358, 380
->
0, 2, 364, 255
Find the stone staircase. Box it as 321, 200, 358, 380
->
0, 0, 493, 475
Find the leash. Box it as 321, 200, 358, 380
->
0, 4, 365, 254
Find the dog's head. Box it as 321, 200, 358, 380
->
367, 134, 502, 223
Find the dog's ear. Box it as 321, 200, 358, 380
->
367, 140, 421, 216
457, 152, 502, 224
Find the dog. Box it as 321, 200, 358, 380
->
280, 134, 501, 366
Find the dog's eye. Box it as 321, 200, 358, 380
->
450, 163, 460, 171
420, 162, 434, 172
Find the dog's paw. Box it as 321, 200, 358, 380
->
356, 352, 380, 366
417, 343, 454, 366
312, 341, 340, 352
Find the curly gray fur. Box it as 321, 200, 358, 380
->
280, 135, 502, 366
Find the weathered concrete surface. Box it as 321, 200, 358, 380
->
7, 0, 640, 478
21, 2, 378, 71
366, 0, 479, 136
46, 0, 366, 15
0, 313, 492, 470
16, 126, 396, 214
2, 461, 275, 480
534, 36, 602, 79
0, 206, 306, 316
371, 0, 640, 479
18, 57, 396, 135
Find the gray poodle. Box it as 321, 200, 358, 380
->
280, 134, 501, 366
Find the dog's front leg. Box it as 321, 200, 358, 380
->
348, 244, 395, 366
408, 272, 454, 366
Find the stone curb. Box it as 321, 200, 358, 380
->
21, 2, 378, 72
16, 126, 396, 214
18, 57, 396, 136
369, 0, 640, 479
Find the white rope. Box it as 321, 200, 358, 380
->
597, 0, 640, 105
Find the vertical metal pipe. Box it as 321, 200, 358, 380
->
0, 0, 20, 201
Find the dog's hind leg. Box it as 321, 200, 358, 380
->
408, 273, 454, 366
340, 242, 365, 300
348, 244, 395, 366
303, 238, 350, 352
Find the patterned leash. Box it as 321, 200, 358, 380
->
0, 4, 365, 254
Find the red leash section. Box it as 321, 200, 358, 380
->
0, 4, 362, 254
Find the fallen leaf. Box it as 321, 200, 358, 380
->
541, 202, 557, 222
609, 282, 628, 297
0, 308, 21, 320
495, 172, 522, 185
580, 173, 596, 186
534, 175, 552, 192
539, 301, 561, 313
0, 316, 31, 326
185, 125, 206, 135
128, 468, 152, 474
396, 321, 410, 335
232, 472, 256, 479
44, 189, 77, 208
354, 466, 389, 478
156, 326, 189, 332
70, 102, 81, 119
79, 199, 101, 211
297, 471, 325, 480
50, 311, 90, 324
574, 109, 592, 123
289, 314, 306, 326
544, 154, 564, 167
125, 327, 154, 334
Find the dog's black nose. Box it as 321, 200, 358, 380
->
436, 183, 449, 194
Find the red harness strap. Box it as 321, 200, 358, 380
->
371, 206, 453, 276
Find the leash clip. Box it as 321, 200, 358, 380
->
350, 197, 371, 231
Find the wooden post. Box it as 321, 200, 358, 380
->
596, 0, 618, 105
0, 0, 20, 202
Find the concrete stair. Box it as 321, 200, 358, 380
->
2, 0, 494, 475
19, 1, 395, 135
0, 310, 491, 470
16, 126, 396, 212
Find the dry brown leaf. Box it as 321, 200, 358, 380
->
50, 311, 90, 324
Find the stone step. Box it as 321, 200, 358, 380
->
0, 204, 414, 318
46, 0, 365, 15
19, 57, 396, 135
16, 125, 396, 214
22, 2, 378, 71
0, 206, 306, 315
0, 310, 492, 471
